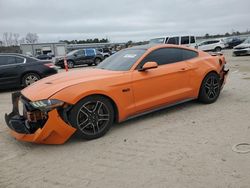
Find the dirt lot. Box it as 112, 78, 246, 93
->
0, 50, 250, 188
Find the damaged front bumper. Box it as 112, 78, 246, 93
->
5, 92, 76, 144
220, 65, 229, 89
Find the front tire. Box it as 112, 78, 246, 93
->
67, 60, 74, 69
22, 73, 40, 87
198, 72, 221, 104
69, 95, 114, 140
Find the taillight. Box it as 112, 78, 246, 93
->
44, 63, 56, 68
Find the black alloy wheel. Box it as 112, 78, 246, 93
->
198, 72, 221, 104
69, 96, 114, 140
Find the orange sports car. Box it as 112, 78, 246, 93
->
5, 44, 229, 144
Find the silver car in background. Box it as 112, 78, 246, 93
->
233, 37, 250, 56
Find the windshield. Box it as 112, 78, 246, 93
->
243, 37, 250, 44
96, 49, 146, 71
67, 50, 78, 56
149, 38, 165, 44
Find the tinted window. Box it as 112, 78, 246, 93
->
0, 56, 18, 65
97, 48, 103, 53
181, 36, 190, 45
75, 50, 84, 56
207, 40, 219, 44
16, 57, 25, 64
167, 37, 179, 45
182, 49, 198, 60
103, 48, 110, 53
85, 49, 96, 57
138, 48, 198, 68
200, 41, 208, 46
97, 49, 145, 71
190, 36, 195, 43
149, 38, 165, 44
0, 56, 7, 66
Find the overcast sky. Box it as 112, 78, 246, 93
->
0, 0, 250, 42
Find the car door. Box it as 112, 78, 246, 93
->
198, 41, 210, 51
131, 47, 195, 114
74, 50, 86, 65
85, 49, 96, 63
206, 41, 218, 51
0, 55, 25, 88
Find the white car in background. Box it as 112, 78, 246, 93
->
197, 39, 226, 52
149, 35, 197, 48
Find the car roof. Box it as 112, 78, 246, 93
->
0, 53, 28, 57
127, 44, 199, 52
151, 35, 195, 39
128, 44, 158, 50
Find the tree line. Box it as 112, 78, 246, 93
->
200, 30, 250, 39
0, 32, 39, 46
59, 38, 109, 44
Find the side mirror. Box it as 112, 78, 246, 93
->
139, 61, 158, 71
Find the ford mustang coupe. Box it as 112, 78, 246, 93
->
5, 44, 229, 144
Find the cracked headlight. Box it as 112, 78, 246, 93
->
30, 99, 64, 111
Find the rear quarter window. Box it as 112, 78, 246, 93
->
182, 49, 198, 60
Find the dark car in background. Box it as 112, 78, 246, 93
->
0, 53, 58, 89
55, 48, 104, 68
225, 37, 245, 49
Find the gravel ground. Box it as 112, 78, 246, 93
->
0, 49, 250, 188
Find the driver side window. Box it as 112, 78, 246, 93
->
76, 50, 84, 56
137, 48, 198, 69
138, 48, 182, 69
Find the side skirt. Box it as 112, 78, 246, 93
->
125, 98, 195, 122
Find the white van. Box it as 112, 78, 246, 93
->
149, 35, 197, 47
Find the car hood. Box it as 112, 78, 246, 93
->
234, 43, 250, 49
21, 68, 123, 101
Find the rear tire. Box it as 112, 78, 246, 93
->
69, 95, 114, 140
214, 47, 222, 52
22, 73, 40, 87
94, 58, 101, 66
198, 72, 221, 104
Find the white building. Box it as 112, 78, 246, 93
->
20, 42, 67, 57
